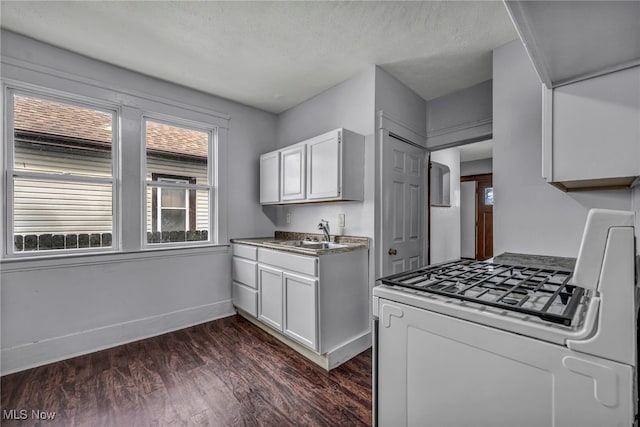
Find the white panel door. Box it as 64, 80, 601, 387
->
381, 133, 426, 276
283, 272, 318, 351
258, 265, 283, 331
280, 145, 306, 201
259, 151, 280, 204
460, 181, 477, 259
306, 131, 340, 200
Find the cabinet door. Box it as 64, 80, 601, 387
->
258, 265, 283, 330
306, 131, 341, 200
260, 151, 280, 204
232, 257, 257, 289
280, 145, 306, 201
544, 66, 640, 186
283, 272, 318, 351
233, 282, 258, 317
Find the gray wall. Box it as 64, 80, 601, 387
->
492, 40, 631, 257
426, 79, 492, 149
430, 147, 461, 263
273, 65, 428, 315
274, 67, 376, 238
460, 158, 493, 177
375, 67, 427, 139
1, 31, 277, 374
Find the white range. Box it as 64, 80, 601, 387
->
373, 208, 638, 427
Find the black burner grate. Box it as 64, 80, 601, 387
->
379, 260, 585, 326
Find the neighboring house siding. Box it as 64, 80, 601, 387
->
14, 144, 208, 235
145, 157, 209, 232
14, 144, 112, 234
15, 179, 112, 234
15, 142, 112, 177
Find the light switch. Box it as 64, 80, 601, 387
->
338, 213, 345, 227
286, 212, 292, 224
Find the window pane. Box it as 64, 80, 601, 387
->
13, 95, 113, 178
13, 178, 112, 252
161, 188, 186, 207
161, 209, 186, 232
146, 188, 209, 244
145, 120, 208, 185
484, 187, 494, 205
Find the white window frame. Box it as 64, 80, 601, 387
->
3, 85, 120, 257
142, 114, 216, 248
157, 177, 189, 233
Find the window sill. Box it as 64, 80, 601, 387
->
0, 244, 230, 273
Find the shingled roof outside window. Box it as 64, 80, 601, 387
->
14, 95, 208, 158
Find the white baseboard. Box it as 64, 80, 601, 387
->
326, 331, 372, 370
1, 300, 235, 375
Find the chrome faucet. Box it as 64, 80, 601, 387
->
318, 219, 330, 242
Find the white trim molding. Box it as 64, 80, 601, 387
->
2, 54, 231, 258
378, 110, 427, 148
1, 56, 231, 124
426, 117, 492, 150
1, 300, 235, 375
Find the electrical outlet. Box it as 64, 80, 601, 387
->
286, 212, 292, 224
338, 213, 345, 227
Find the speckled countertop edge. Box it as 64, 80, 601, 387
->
230, 232, 369, 256
493, 252, 576, 272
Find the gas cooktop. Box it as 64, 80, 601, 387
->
379, 260, 586, 326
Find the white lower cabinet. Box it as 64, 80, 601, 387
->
234, 244, 369, 364
283, 272, 318, 350
232, 282, 257, 316
257, 260, 318, 351
258, 265, 284, 331
232, 244, 258, 316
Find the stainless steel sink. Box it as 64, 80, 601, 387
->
269, 240, 348, 250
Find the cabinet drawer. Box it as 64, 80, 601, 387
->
232, 244, 257, 260
232, 257, 257, 289
258, 248, 318, 277
233, 282, 258, 317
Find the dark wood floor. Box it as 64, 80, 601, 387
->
1, 315, 372, 426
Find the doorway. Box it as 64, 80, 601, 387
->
461, 173, 493, 261
429, 139, 493, 263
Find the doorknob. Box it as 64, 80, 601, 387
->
388, 248, 397, 255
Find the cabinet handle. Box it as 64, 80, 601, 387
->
388, 248, 397, 256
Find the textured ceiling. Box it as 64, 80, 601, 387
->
0, 1, 518, 114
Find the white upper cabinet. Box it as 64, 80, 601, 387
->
260, 151, 280, 204
280, 144, 306, 201
307, 130, 341, 200
542, 66, 640, 191
260, 128, 364, 205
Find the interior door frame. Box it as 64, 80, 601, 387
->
460, 173, 493, 261
376, 111, 429, 279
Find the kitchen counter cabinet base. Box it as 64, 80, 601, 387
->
234, 244, 370, 370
